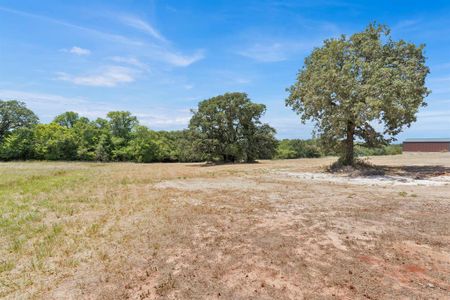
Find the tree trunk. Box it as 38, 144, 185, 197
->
342, 121, 355, 166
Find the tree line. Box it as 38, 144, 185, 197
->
0, 23, 428, 165
0, 93, 279, 163
0, 96, 401, 163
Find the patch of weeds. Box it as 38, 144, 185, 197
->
34, 224, 64, 263
98, 250, 110, 262
9, 236, 26, 253
86, 223, 101, 236
398, 191, 408, 197
327, 158, 385, 176
155, 274, 176, 296
0, 260, 15, 273
62, 258, 79, 268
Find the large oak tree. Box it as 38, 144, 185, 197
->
189, 92, 277, 163
286, 23, 430, 165
0, 100, 38, 141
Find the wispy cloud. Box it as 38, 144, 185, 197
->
0, 89, 85, 105
108, 56, 149, 70
68, 46, 91, 56
0, 6, 143, 46
136, 113, 191, 126
118, 15, 167, 42
56, 66, 136, 87
158, 49, 205, 67
1, 6, 205, 68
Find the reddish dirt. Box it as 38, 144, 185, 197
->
26, 153, 450, 299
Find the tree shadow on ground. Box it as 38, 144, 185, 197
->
379, 165, 450, 179
186, 161, 261, 168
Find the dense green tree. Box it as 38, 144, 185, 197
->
105, 111, 139, 161
189, 92, 277, 162
0, 100, 39, 141
106, 111, 138, 140
0, 127, 36, 160
95, 134, 113, 162
275, 139, 322, 159
53, 111, 80, 128
286, 23, 430, 165
34, 124, 78, 160
126, 126, 159, 162
73, 119, 103, 160
166, 130, 204, 162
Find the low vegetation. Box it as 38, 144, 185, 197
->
1, 154, 449, 298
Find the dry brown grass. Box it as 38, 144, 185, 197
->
1, 153, 449, 299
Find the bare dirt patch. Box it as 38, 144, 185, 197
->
1, 153, 449, 299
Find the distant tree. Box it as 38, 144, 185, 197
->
286, 23, 430, 165
189, 92, 277, 163
275, 139, 322, 159
33, 124, 77, 160
0, 127, 35, 160
106, 111, 139, 161
106, 111, 138, 140
0, 100, 38, 141
126, 126, 159, 162
73, 119, 103, 160
53, 111, 80, 128
169, 130, 205, 162
95, 134, 113, 162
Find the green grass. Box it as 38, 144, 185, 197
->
0, 162, 108, 296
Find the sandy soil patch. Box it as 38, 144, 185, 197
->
278, 171, 450, 186
1, 153, 449, 299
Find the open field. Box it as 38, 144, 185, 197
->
1, 153, 449, 299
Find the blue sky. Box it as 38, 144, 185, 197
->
1, 0, 449, 140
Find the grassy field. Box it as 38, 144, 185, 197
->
1, 153, 449, 299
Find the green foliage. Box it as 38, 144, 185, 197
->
52, 111, 80, 128
34, 124, 78, 160
0, 127, 36, 160
189, 92, 277, 162
125, 126, 159, 162
0, 100, 39, 141
355, 144, 402, 156
0, 94, 402, 163
95, 134, 113, 162
275, 139, 322, 159
286, 23, 430, 165
106, 111, 138, 140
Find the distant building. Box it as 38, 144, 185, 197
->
403, 138, 450, 152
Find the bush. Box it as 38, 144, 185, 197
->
0, 127, 36, 160
355, 144, 402, 157
275, 139, 322, 159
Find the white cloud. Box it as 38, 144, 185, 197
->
113, 13, 205, 66
118, 15, 166, 42
0, 7, 204, 68
69, 46, 91, 56
56, 66, 136, 87
0, 89, 85, 105
0, 6, 143, 46
135, 112, 191, 129
159, 49, 205, 67
108, 56, 149, 70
